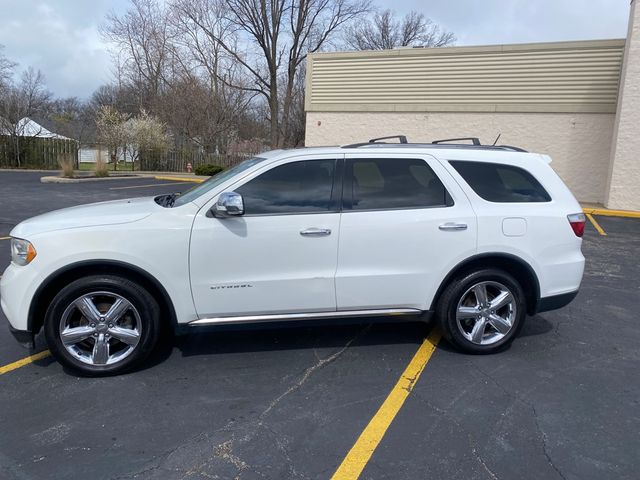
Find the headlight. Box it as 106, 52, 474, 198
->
11, 238, 37, 266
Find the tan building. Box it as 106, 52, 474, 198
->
305, 0, 640, 211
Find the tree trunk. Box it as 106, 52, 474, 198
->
281, 68, 297, 147
269, 81, 279, 148
14, 135, 21, 168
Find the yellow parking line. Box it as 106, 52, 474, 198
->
109, 182, 185, 190
0, 236, 10, 240
0, 350, 51, 376
331, 329, 441, 480
154, 175, 204, 183
582, 207, 640, 219
586, 213, 607, 236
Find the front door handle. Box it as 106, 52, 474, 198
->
439, 222, 468, 231
300, 227, 332, 237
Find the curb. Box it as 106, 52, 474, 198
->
582, 207, 640, 219
154, 175, 205, 183
41, 175, 149, 184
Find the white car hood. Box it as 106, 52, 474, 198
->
11, 197, 160, 238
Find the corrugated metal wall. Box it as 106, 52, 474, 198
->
306, 40, 625, 113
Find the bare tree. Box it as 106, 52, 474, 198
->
90, 84, 140, 115
0, 67, 51, 166
344, 9, 455, 50
45, 97, 95, 145
173, 0, 371, 147
102, 0, 252, 153
102, 0, 175, 109
167, 0, 255, 152
0, 44, 16, 91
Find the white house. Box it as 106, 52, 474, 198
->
0, 117, 72, 140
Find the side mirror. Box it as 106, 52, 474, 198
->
212, 191, 244, 218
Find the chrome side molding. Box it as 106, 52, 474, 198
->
189, 308, 423, 326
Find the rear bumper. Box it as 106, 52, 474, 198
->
535, 290, 579, 314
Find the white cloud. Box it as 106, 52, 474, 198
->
0, 0, 128, 98
384, 0, 630, 45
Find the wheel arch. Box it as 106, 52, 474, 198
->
28, 260, 178, 335
430, 253, 541, 315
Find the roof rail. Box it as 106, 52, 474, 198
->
342, 135, 528, 152
369, 135, 408, 144
342, 135, 408, 148
432, 137, 481, 146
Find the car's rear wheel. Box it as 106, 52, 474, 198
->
44, 275, 161, 376
436, 268, 526, 353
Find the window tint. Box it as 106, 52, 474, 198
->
449, 161, 551, 203
346, 158, 452, 210
236, 159, 337, 215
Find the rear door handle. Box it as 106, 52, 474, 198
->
439, 222, 468, 231
300, 227, 332, 237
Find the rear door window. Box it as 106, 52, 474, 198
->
344, 158, 453, 210
449, 161, 551, 203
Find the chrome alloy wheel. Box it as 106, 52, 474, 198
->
59, 291, 142, 366
455, 281, 516, 346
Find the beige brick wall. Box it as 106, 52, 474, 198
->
306, 111, 615, 204
606, 0, 640, 211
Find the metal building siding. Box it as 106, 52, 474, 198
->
306, 40, 625, 113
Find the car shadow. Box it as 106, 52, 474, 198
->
431, 313, 555, 354
519, 314, 555, 338
46, 314, 556, 376
140, 317, 431, 370
142, 313, 557, 371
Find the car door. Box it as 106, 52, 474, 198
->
189, 154, 343, 318
336, 152, 477, 311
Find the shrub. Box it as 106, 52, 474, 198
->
57, 153, 75, 178
94, 151, 109, 177
195, 164, 224, 176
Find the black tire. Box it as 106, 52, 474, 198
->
44, 275, 161, 376
436, 268, 526, 354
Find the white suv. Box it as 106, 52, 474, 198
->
1, 137, 586, 375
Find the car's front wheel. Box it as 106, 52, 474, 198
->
44, 275, 161, 376
436, 268, 526, 354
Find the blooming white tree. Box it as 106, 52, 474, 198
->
122, 110, 171, 164
96, 105, 130, 169
96, 106, 171, 171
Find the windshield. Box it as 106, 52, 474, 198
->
171, 157, 266, 207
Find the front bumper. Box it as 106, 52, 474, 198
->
1, 262, 36, 333
8, 325, 35, 349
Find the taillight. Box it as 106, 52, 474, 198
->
567, 213, 586, 237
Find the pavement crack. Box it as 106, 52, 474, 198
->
259, 325, 369, 419
468, 362, 568, 480
109, 438, 191, 480
261, 423, 310, 480
412, 392, 499, 480
529, 402, 568, 480
210, 439, 250, 476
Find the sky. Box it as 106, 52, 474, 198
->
0, 0, 632, 99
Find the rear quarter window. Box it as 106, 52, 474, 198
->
449, 160, 551, 203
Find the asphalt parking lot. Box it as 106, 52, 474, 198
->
0, 170, 638, 480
